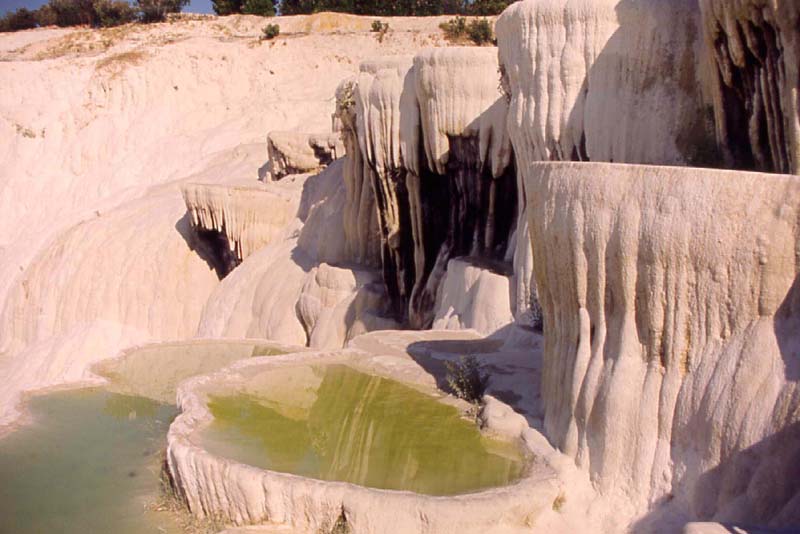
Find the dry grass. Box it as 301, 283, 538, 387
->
552, 491, 567, 512
96, 49, 146, 70
150, 452, 231, 534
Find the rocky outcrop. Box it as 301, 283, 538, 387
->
699, 0, 800, 174
266, 131, 344, 181
182, 182, 300, 273
524, 161, 800, 525
341, 48, 518, 329
196, 163, 397, 349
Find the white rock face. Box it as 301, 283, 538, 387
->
0, 14, 450, 425
496, 0, 721, 329
266, 131, 343, 181
197, 163, 397, 348
699, 0, 800, 173
525, 161, 800, 525
496, 0, 716, 167
335, 77, 382, 268
182, 181, 301, 270
0, 186, 220, 425
433, 258, 513, 336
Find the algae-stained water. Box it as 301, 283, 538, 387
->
201, 365, 525, 495
0, 388, 181, 534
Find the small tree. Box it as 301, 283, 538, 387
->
211, 0, 243, 15
242, 0, 275, 15
136, 0, 189, 22
34, 4, 58, 26
0, 8, 38, 32
93, 0, 137, 27
48, 0, 98, 26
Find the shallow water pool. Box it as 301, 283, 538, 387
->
201, 364, 525, 496
0, 388, 181, 534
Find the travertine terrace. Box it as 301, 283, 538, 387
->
0, 3, 799, 534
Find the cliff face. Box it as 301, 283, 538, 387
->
525, 162, 800, 523
699, 0, 800, 174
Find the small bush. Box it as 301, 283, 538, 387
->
242, 0, 275, 16
439, 15, 466, 41
0, 8, 38, 32
444, 355, 490, 405
260, 22, 279, 40
466, 17, 493, 45
371, 19, 388, 42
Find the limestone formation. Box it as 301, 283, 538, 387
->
496, 0, 716, 167
354, 57, 417, 319
405, 47, 517, 330
341, 48, 518, 329
432, 258, 514, 335
496, 0, 722, 333
525, 161, 799, 524
335, 77, 382, 267
197, 163, 397, 349
700, 0, 800, 173
266, 131, 344, 181
167, 347, 562, 534
182, 181, 300, 273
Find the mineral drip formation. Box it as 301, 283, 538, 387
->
182, 182, 299, 275
524, 162, 800, 525
700, 0, 800, 174
341, 48, 517, 328
266, 131, 344, 181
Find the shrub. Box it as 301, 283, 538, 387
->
444, 355, 490, 405
260, 22, 279, 40
0, 8, 38, 32
242, 0, 275, 16
371, 19, 388, 42
466, 17, 493, 45
439, 15, 466, 41
136, 0, 189, 23
93, 0, 137, 27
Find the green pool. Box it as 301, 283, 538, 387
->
201, 365, 525, 496
0, 388, 181, 534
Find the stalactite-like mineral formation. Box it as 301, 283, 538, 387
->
338, 48, 518, 329
354, 57, 417, 320
335, 77, 382, 268
405, 47, 517, 330
266, 131, 344, 181
699, 0, 800, 174
526, 161, 800, 524
182, 182, 299, 274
